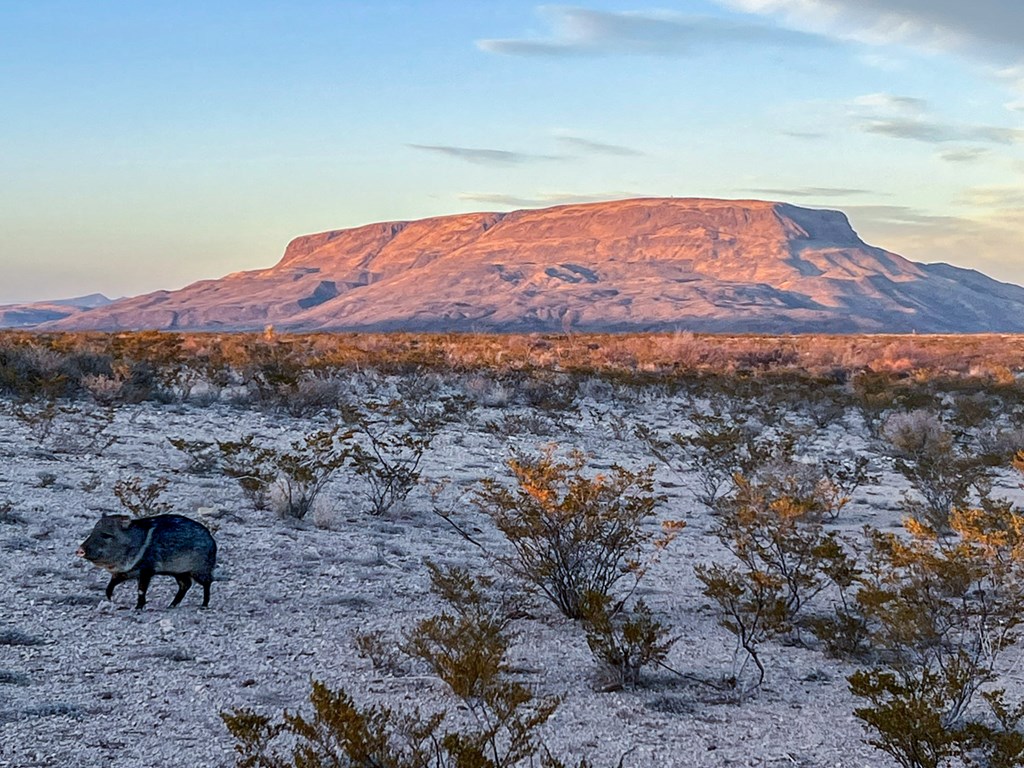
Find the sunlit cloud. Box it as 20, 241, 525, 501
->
846, 92, 1024, 144
477, 6, 827, 57
957, 185, 1024, 208
407, 144, 563, 165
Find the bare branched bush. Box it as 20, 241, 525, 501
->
475, 449, 678, 619
113, 476, 172, 518
344, 395, 465, 516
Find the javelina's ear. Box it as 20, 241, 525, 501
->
111, 514, 132, 529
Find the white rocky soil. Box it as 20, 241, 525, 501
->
0, 378, 1020, 768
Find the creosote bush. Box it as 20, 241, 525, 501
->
167, 437, 219, 475
222, 563, 595, 768
579, 592, 675, 691
216, 435, 279, 510
696, 473, 858, 695
474, 448, 679, 619
637, 413, 795, 510
215, 427, 356, 518
849, 492, 1024, 768
271, 426, 356, 519
881, 409, 990, 530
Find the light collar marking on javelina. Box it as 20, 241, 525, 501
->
77, 514, 217, 610
120, 526, 157, 573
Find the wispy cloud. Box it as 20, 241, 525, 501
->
555, 134, 644, 156
457, 191, 640, 208
477, 7, 826, 57
860, 117, 1024, 144
845, 92, 1024, 145
721, 1, 1024, 55
781, 129, 828, 139
851, 92, 927, 114
957, 185, 1024, 208
407, 144, 562, 165
937, 147, 990, 163
746, 186, 875, 198
845, 205, 964, 227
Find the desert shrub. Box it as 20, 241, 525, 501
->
168, 437, 220, 475
217, 435, 279, 510
283, 375, 345, 417
881, 410, 990, 529
462, 374, 514, 408
223, 563, 592, 768
483, 412, 561, 439
711, 475, 857, 623
849, 499, 1024, 767
234, 334, 308, 410
693, 561, 787, 696
270, 426, 356, 519
637, 413, 794, 510
696, 473, 858, 694
475, 449, 678, 619
11, 401, 118, 455
113, 476, 172, 518
354, 630, 408, 677
344, 394, 465, 516
579, 592, 675, 690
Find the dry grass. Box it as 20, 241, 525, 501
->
2, 330, 1022, 382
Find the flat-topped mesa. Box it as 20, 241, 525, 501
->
25, 196, 1024, 334
272, 198, 889, 283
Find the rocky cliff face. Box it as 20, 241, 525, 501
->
28, 198, 1024, 333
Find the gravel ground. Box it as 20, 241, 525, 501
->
0, 385, 1019, 768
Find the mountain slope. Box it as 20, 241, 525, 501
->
33, 198, 1024, 333
0, 294, 112, 329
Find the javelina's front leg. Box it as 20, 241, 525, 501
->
106, 572, 129, 601
136, 570, 153, 610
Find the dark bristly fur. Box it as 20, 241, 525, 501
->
77, 514, 217, 609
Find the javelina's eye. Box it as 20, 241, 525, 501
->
99, 533, 113, 540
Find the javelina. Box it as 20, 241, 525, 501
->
77, 514, 217, 609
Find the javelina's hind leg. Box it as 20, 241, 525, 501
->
136, 570, 152, 610
199, 577, 212, 608
170, 575, 192, 608
106, 572, 129, 601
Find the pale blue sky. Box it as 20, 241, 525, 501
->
2, 1, 1023, 303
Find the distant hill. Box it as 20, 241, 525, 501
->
16, 198, 1024, 333
0, 293, 112, 329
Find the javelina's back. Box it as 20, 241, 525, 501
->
77, 514, 217, 609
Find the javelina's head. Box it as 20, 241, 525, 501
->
77, 515, 135, 570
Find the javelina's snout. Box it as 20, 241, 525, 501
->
75, 547, 85, 557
